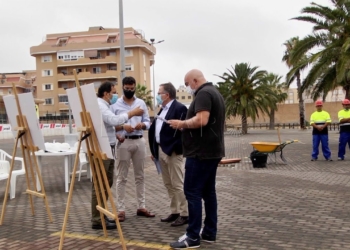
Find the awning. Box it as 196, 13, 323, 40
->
84, 50, 98, 57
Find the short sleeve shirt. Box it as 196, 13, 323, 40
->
182, 82, 225, 159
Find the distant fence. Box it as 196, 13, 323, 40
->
227, 123, 341, 131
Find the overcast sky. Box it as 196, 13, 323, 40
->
1, 0, 331, 89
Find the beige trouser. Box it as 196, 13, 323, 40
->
159, 148, 188, 216
116, 137, 146, 211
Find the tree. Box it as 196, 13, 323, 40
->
282, 37, 308, 129
289, 0, 350, 100
216, 63, 277, 134
135, 83, 153, 110
261, 73, 288, 130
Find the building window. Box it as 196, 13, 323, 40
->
41, 55, 52, 62
125, 49, 133, 57
176, 96, 179, 99
60, 83, 68, 89
57, 38, 68, 46
58, 55, 64, 59
92, 67, 101, 74
107, 36, 117, 43
58, 95, 69, 103
8, 89, 12, 94
125, 64, 134, 71
45, 98, 53, 105
143, 53, 146, 66
43, 84, 53, 91
181, 96, 185, 99
42, 69, 53, 76
109, 51, 116, 56
188, 96, 192, 99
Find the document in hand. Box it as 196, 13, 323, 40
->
153, 158, 162, 174
155, 115, 168, 123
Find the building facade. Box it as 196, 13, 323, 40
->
29, 26, 156, 116
176, 85, 193, 107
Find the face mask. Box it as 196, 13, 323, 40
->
186, 85, 195, 95
123, 89, 135, 99
110, 94, 118, 105
156, 95, 163, 105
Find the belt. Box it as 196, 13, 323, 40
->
125, 135, 143, 140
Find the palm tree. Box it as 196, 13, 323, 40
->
289, 1, 350, 100
135, 83, 153, 110
282, 37, 308, 129
261, 73, 288, 130
216, 63, 277, 134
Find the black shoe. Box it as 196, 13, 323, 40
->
104, 215, 116, 224
92, 220, 116, 230
311, 158, 317, 161
161, 213, 180, 222
171, 216, 188, 227
200, 228, 216, 243
170, 234, 200, 249
326, 158, 333, 161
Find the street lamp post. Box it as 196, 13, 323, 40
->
149, 38, 164, 110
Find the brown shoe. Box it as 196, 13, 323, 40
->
136, 208, 155, 217
118, 211, 125, 222
171, 216, 188, 227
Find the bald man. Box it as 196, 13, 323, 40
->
168, 69, 225, 249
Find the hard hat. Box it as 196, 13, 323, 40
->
342, 99, 350, 105
315, 100, 323, 106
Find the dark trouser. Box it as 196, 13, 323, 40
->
312, 134, 331, 159
91, 158, 115, 223
184, 157, 221, 240
338, 132, 350, 159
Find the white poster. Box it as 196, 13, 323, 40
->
67, 85, 112, 159
4, 93, 45, 150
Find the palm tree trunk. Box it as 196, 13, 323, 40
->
241, 109, 248, 134
296, 72, 306, 129
269, 110, 275, 130
345, 84, 350, 99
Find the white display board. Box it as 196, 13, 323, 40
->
3, 95, 19, 139
3, 93, 45, 150
66, 84, 112, 159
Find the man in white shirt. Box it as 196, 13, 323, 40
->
112, 76, 154, 222
92, 81, 143, 230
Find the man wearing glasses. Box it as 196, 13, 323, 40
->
111, 76, 154, 222
148, 82, 188, 227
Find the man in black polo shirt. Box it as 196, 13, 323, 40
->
168, 69, 225, 249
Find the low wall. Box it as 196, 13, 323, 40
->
0, 123, 78, 139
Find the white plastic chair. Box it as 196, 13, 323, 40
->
78, 152, 91, 182
0, 149, 25, 199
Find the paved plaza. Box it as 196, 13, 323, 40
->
1, 129, 350, 250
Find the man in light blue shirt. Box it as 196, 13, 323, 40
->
92, 81, 144, 230
111, 76, 154, 222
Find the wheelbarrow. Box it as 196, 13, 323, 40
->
249, 140, 297, 163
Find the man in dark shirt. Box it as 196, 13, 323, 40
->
168, 69, 225, 249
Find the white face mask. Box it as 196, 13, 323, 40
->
186, 85, 195, 95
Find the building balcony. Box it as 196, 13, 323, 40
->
58, 102, 69, 111
57, 56, 117, 67
57, 88, 68, 95
57, 70, 118, 82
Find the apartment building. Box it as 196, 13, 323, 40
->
30, 26, 156, 116
176, 85, 193, 107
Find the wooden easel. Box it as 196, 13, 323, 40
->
59, 70, 126, 250
0, 83, 52, 225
